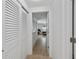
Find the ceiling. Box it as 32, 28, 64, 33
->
24, 0, 54, 8
33, 12, 47, 20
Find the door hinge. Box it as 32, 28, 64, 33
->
70, 37, 76, 43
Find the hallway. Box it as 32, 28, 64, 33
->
2, 0, 75, 59
33, 39, 49, 56
26, 39, 51, 59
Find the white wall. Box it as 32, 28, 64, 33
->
20, 9, 32, 59
18, 0, 32, 59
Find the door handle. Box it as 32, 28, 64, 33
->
2, 50, 5, 52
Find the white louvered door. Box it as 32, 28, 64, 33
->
2, 0, 21, 59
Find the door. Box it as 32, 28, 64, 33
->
2, 0, 21, 59
63, 0, 76, 59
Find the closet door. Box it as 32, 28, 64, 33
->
2, 0, 20, 59
63, 0, 76, 59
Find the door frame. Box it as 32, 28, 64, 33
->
32, 10, 49, 55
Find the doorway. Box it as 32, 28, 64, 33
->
32, 12, 49, 56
